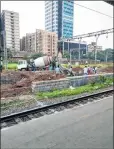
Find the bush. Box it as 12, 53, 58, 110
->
99, 75, 106, 83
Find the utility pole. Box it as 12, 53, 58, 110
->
3, 30, 8, 70
70, 50, 72, 64
105, 50, 108, 62
67, 39, 70, 63
67, 39, 70, 53
78, 38, 82, 61
63, 40, 64, 55
94, 35, 100, 64
70, 49, 75, 64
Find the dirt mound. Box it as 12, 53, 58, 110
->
72, 67, 83, 74
1, 71, 66, 98
99, 66, 113, 73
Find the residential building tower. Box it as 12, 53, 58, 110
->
1, 10, 20, 51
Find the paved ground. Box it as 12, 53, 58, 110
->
1, 96, 113, 149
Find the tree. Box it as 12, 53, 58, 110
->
104, 48, 114, 62
30, 52, 46, 60
86, 49, 114, 62
62, 51, 70, 59
7, 48, 13, 59
87, 51, 95, 60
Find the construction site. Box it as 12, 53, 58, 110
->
1, 62, 113, 98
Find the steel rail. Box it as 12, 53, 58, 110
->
1, 89, 113, 125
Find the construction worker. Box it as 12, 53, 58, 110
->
69, 66, 73, 76
83, 66, 88, 75
55, 65, 60, 77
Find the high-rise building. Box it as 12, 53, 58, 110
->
45, 1, 74, 39
1, 10, 20, 51
26, 33, 36, 52
22, 29, 58, 56
35, 29, 58, 56
0, 14, 4, 51
20, 36, 26, 51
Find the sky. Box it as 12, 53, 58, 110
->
1, 1, 113, 49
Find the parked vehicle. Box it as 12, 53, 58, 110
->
17, 56, 52, 71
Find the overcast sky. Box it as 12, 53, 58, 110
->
1, 1, 113, 49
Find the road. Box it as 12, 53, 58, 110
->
1, 96, 113, 149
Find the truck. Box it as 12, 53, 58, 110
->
17, 56, 52, 71
17, 56, 75, 76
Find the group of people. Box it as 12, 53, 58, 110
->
49, 61, 61, 76
83, 66, 97, 75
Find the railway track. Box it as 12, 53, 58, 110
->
1, 89, 113, 129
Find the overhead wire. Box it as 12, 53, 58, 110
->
73, 2, 113, 19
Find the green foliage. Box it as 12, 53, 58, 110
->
7, 48, 13, 59
90, 80, 96, 87
51, 88, 58, 92
36, 77, 113, 100
62, 51, 70, 59
99, 75, 106, 83
86, 49, 114, 62
30, 53, 46, 60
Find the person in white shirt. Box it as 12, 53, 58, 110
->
68, 61, 71, 69
55, 65, 60, 76
84, 66, 88, 75
95, 66, 97, 74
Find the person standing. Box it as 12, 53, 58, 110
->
93, 66, 95, 74
87, 65, 91, 75
32, 62, 36, 72
95, 66, 97, 74
49, 65, 53, 71
68, 61, 71, 69
84, 66, 88, 75
55, 65, 60, 77
69, 66, 73, 76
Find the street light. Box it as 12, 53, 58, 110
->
105, 33, 108, 63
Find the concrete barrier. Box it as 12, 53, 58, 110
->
32, 73, 113, 93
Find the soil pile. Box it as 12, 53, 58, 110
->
1, 71, 65, 98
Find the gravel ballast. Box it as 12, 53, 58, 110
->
1, 86, 113, 117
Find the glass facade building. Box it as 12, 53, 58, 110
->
58, 41, 88, 59
45, 1, 74, 39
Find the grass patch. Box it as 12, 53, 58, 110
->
36, 77, 113, 100
3, 63, 17, 70
8, 63, 17, 70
